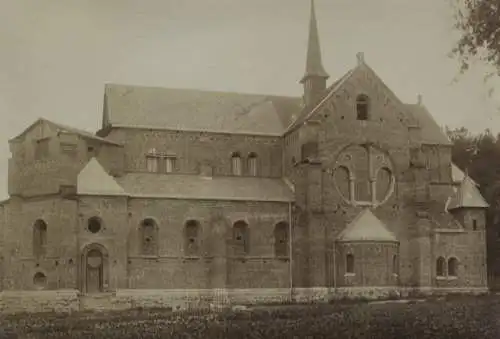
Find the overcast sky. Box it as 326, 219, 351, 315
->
1, 0, 499, 199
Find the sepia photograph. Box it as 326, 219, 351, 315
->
1, 0, 500, 337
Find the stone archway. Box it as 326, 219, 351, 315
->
80, 243, 109, 294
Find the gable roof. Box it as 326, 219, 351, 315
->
447, 176, 489, 210
10, 118, 122, 146
77, 158, 125, 196
337, 209, 398, 242
286, 68, 355, 133
116, 173, 294, 202
104, 84, 302, 136
451, 163, 478, 186
403, 104, 451, 146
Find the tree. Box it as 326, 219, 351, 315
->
452, 0, 500, 74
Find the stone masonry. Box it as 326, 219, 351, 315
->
0, 0, 490, 314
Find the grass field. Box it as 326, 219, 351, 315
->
2, 294, 500, 338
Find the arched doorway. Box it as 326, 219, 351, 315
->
81, 244, 108, 294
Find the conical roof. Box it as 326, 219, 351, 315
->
300, 0, 329, 83
448, 176, 488, 210
337, 209, 398, 243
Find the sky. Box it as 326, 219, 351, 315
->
1, 0, 500, 199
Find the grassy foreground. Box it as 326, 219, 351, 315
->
1, 294, 500, 338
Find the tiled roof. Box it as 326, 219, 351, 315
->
447, 176, 489, 210
10, 118, 122, 146
104, 84, 302, 136
116, 173, 295, 202
451, 163, 478, 186
77, 158, 125, 196
403, 104, 452, 146
337, 209, 398, 242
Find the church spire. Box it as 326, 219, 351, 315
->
300, 0, 329, 106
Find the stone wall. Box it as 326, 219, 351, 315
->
104, 128, 283, 178
0, 287, 491, 314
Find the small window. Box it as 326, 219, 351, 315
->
232, 220, 249, 255
87, 217, 102, 234
33, 219, 48, 257
140, 218, 158, 255
392, 254, 399, 275
472, 219, 478, 231
184, 220, 200, 256
274, 221, 289, 257
146, 148, 159, 173
165, 157, 176, 173
356, 94, 369, 120
436, 256, 446, 276
33, 272, 47, 289
35, 138, 50, 160
248, 153, 258, 176
346, 254, 354, 274
448, 257, 458, 277
231, 152, 242, 176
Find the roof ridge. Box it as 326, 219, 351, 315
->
105, 83, 301, 100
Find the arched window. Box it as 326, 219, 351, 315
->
376, 167, 392, 203
87, 216, 102, 234
333, 166, 351, 201
247, 152, 258, 176
274, 221, 289, 257
140, 218, 158, 255
184, 220, 200, 256
33, 219, 47, 257
231, 152, 242, 176
232, 220, 249, 255
392, 254, 399, 275
146, 148, 159, 173
448, 257, 458, 277
436, 256, 446, 277
346, 254, 355, 274
356, 94, 369, 120
33, 272, 47, 290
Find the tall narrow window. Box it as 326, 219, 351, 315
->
146, 148, 159, 173
472, 219, 478, 231
274, 221, 289, 257
448, 257, 458, 277
165, 157, 176, 173
248, 153, 258, 176
34, 138, 50, 160
231, 152, 242, 176
184, 220, 200, 256
392, 254, 399, 275
140, 218, 158, 255
436, 256, 446, 277
232, 220, 249, 255
356, 94, 369, 120
346, 254, 355, 274
33, 219, 48, 257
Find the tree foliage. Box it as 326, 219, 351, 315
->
452, 0, 500, 74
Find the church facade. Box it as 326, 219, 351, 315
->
0, 1, 489, 312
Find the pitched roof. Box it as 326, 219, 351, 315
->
337, 209, 398, 242
116, 173, 294, 202
10, 118, 122, 146
104, 84, 302, 136
447, 176, 489, 210
77, 158, 125, 196
286, 68, 355, 132
403, 104, 451, 146
451, 163, 478, 186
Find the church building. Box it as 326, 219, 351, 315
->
0, 1, 489, 312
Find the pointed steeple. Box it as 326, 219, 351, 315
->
300, 0, 329, 106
